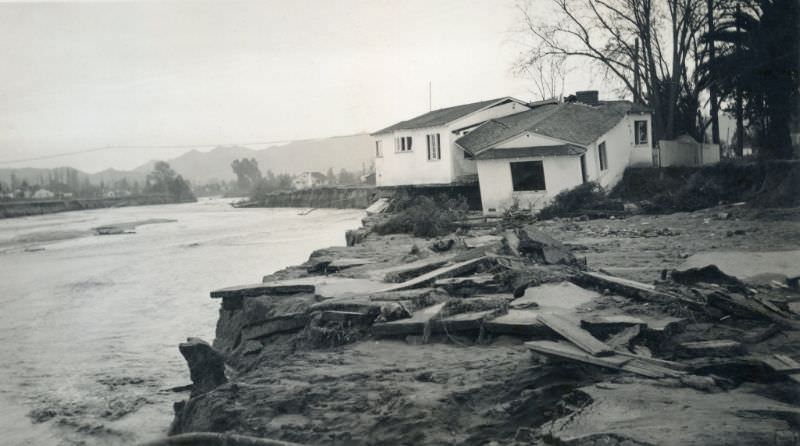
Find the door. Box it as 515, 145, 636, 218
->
580, 154, 588, 183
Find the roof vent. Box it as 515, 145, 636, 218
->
574, 90, 599, 106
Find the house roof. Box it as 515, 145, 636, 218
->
475, 144, 586, 160
456, 101, 648, 155
371, 97, 523, 135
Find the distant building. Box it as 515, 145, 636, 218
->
32, 189, 55, 199
373, 91, 654, 215
293, 171, 327, 190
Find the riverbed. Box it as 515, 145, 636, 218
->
0, 199, 364, 446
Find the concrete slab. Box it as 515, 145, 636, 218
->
510, 281, 599, 313
484, 310, 551, 337
679, 250, 800, 284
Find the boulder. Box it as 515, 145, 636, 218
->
178, 338, 227, 397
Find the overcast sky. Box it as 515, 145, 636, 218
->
0, 0, 613, 173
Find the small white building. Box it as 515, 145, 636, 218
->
454, 92, 653, 214
371, 97, 532, 186
293, 171, 327, 190
32, 189, 55, 199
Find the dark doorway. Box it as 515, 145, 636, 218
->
580, 154, 587, 183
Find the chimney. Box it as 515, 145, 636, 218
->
574, 90, 599, 106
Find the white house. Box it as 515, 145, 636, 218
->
293, 171, 327, 190
454, 91, 653, 214
371, 97, 532, 186
32, 189, 55, 199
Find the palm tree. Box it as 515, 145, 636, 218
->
703, 0, 799, 159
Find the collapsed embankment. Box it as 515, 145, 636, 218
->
238, 187, 377, 209
158, 203, 800, 446
0, 195, 194, 219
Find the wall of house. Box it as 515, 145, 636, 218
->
658, 139, 720, 166
374, 127, 453, 186
476, 155, 583, 215
587, 115, 653, 190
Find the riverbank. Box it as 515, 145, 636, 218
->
164, 203, 800, 445
0, 194, 196, 219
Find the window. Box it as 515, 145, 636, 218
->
426, 133, 441, 160
375, 141, 383, 158
634, 120, 648, 145
510, 161, 546, 191
598, 142, 608, 171
395, 136, 412, 152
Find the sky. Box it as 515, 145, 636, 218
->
0, 0, 614, 173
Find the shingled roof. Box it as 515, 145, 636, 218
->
456, 101, 647, 156
372, 97, 521, 135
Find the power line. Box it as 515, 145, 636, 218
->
0, 132, 368, 165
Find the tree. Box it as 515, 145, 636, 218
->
145, 161, 195, 201
516, 0, 708, 141
703, 0, 799, 159
231, 158, 263, 192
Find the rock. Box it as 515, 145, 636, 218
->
345, 228, 369, 246
240, 313, 310, 341
210, 282, 315, 299
430, 239, 455, 252
178, 338, 227, 397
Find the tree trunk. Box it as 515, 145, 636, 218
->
706, 0, 720, 146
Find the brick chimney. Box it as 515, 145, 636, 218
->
574, 90, 599, 106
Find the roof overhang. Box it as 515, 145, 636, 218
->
474, 144, 586, 160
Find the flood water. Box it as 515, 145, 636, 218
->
0, 199, 364, 445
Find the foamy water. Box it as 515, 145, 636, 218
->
0, 199, 364, 445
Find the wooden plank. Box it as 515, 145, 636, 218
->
758, 354, 800, 373
210, 282, 315, 299
679, 339, 743, 357
371, 302, 447, 337
614, 350, 690, 373
705, 291, 799, 329
378, 257, 489, 293
576, 271, 701, 308
484, 310, 551, 337
537, 313, 613, 357
526, 341, 667, 378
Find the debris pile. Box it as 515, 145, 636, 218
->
164, 205, 800, 446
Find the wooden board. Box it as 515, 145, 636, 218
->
758, 354, 800, 373
526, 340, 672, 379
679, 339, 743, 357
378, 257, 488, 293
537, 313, 613, 357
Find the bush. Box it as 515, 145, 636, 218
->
537, 182, 622, 220
373, 194, 468, 238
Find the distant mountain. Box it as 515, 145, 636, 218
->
0, 133, 375, 187
143, 133, 374, 184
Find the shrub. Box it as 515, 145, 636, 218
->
537, 182, 616, 220
373, 194, 468, 238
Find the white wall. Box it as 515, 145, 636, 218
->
477, 155, 583, 214
658, 139, 720, 166
588, 114, 652, 190
374, 99, 531, 186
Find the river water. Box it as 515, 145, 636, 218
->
0, 199, 364, 445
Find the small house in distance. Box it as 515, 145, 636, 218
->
371, 97, 531, 187
293, 171, 327, 190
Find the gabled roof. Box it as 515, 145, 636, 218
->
371, 97, 525, 135
456, 101, 648, 156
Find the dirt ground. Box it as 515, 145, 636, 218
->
168, 205, 800, 446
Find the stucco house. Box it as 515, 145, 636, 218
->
371, 97, 531, 187
454, 92, 652, 214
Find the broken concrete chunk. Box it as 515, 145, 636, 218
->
671, 265, 745, 288
240, 313, 310, 341
516, 225, 575, 265
210, 282, 315, 299
378, 257, 490, 293
319, 311, 373, 324
178, 338, 227, 397
581, 315, 647, 339
757, 354, 800, 374
484, 310, 550, 337
326, 258, 373, 272
604, 324, 642, 351
432, 310, 498, 333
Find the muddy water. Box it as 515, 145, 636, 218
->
0, 199, 364, 445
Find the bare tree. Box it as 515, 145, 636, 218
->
516, 0, 707, 141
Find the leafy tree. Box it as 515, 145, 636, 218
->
145, 161, 195, 201
231, 158, 262, 192
703, 0, 799, 159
